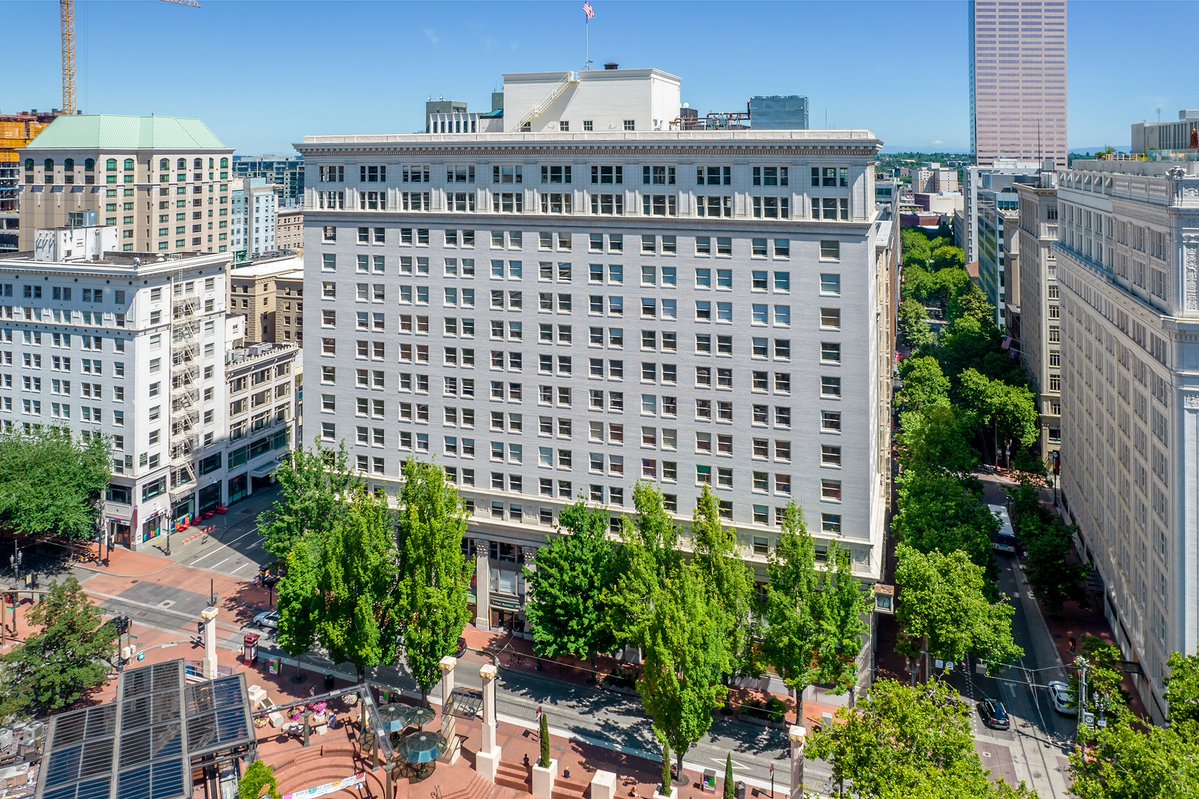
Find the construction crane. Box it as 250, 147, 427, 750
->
59, 0, 201, 115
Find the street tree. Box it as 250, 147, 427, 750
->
238, 761, 281, 799
894, 544, 1022, 680
316, 487, 396, 681
898, 299, 936, 353
1165, 652, 1199, 728
763, 503, 821, 721
393, 460, 473, 699
638, 562, 730, 779
0, 577, 117, 718
1069, 716, 1199, 799
523, 500, 617, 660
930, 244, 967, 272
0, 427, 110, 542
897, 405, 980, 476
275, 533, 323, 664
807, 678, 1038, 799
814, 542, 872, 699
604, 483, 681, 649
947, 285, 995, 325
1020, 513, 1090, 615
257, 442, 360, 561
691, 484, 756, 677
893, 470, 997, 568
958, 368, 1039, 462
723, 753, 735, 799
902, 230, 932, 269
1072, 636, 1129, 723
897, 356, 951, 413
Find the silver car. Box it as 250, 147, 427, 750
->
1047, 680, 1076, 716
253, 610, 279, 631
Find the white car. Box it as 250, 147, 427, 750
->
253, 610, 279, 631
1047, 680, 1076, 716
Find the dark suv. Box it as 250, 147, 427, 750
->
978, 698, 1011, 730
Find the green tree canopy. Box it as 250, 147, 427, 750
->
947, 285, 995, 325
238, 761, 281, 799
1165, 652, 1199, 728
275, 533, 322, 661
814, 542, 872, 697
930, 245, 967, 272
807, 678, 1038, 799
523, 500, 617, 660
898, 299, 937, 353
393, 460, 473, 698
763, 503, 821, 712
0, 427, 110, 542
897, 405, 980, 476
316, 487, 396, 680
0, 577, 117, 718
1069, 715, 1199, 799
897, 356, 952, 413
637, 562, 730, 778
691, 485, 757, 678
258, 443, 360, 561
1071, 636, 1129, 723
605, 483, 682, 649
895, 544, 1022, 673
958, 368, 1039, 451
893, 470, 996, 568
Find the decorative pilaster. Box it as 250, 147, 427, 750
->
439, 656, 459, 763
788, 725, 807, 799
474, 539, 491, 631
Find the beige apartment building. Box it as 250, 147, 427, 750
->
227, 255, 303, 344
276, 207, 303, 253
275, 270, 304, 345
970, 1, 1068, 167
18, 115, 233, 254
1015, 172, 1061, 460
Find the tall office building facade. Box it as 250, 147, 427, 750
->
1015, 173, 1061, 460
296, 68, 894, 637
1056, 159, 1199, 722
233, 155, 304, 207
231, 177, 278, 260
969, 0, 1068, 167
18, 115, 233, 255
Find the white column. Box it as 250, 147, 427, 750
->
476, 663, 501, 781
475, 539, 491, 631
201, 606, 218, 680
788, 725, 806, 799
439, 656, 459, 763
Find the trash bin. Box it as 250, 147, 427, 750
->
324, 673, 335, 691
735, 781, 746, 799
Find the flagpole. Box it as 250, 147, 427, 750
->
585, 16, 590, 70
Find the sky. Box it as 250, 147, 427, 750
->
1, 0, 1195, 155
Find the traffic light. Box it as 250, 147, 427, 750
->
112, 616, 130, 635
3, 592, 14, 605
197, 620, 205, 637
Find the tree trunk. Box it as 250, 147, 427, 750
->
922, 637, 931, 684
795, 686, 806, 729
676, 749, 686, 788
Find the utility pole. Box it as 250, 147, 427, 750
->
1076, 657, 1089, 738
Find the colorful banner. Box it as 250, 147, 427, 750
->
283, 773, 365, 799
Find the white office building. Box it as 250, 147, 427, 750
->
295, 67, 895, 636
1056, 158, 1199, 721
0, 226, 231, 549
231, 177, 278, 261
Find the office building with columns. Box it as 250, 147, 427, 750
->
296, 67, 895, 634
1056, 157, 1199, 722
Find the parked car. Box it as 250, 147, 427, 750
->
1047, 680, 1076, 716
457, 636, 468, 658
978, 698, 1011, 730
253, 610, 279, 631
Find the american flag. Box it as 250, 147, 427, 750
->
583, 1, 594, 19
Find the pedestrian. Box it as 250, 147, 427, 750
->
1068, 635, 1077, 653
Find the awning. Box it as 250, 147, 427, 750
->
250, 463, 277, 479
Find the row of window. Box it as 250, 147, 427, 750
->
319, 163, 851, 188
25, 157, 231, 171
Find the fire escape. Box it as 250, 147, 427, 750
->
169, 279, 200, 497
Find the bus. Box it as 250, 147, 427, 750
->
988, 504, 1018, 555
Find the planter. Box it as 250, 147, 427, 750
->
654, 786, 678, 799
532, 759, 557, 799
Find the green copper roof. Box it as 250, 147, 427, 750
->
25, 115, 227, 151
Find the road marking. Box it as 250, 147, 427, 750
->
189, 525, 263, 567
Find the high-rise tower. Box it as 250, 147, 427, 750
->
969, 0, 1068, 166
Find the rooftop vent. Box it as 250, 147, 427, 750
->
604, 62, 619, 70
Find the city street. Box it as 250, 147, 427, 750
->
154, 484, 280, 577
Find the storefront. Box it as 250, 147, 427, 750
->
227, 472, 248, 504
198, 482, 222, 514
172, 496, 194, 529
489, 595, 524, 633
140, 509, 166, 543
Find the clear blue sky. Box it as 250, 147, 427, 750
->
2, 0, 1194, 154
